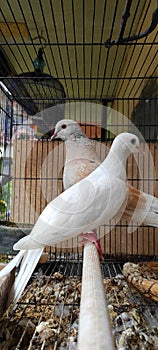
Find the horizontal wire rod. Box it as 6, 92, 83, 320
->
1, 76, 157, 80
0, 42, 157, 46
2, 97, 156, 101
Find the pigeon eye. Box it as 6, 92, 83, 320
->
61, 124, 67, 129
131, 138, 136, 145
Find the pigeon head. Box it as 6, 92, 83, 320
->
51, 119, 84, 141
111, 132, 140, 156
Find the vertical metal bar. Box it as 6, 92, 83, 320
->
94, 1, 107, 99
89, 0, 96, 98
49, 0, 69, 97
4, 97, 9, 156
6, 0, 34, 71
71, 0, 80, 98
120, 2, 152, 98
78, 243, 115, 350
0, 4, 29, 72
132, 36, 157, 99
7, 98, 13, 220
100, 1, 119, 98
101, 99, 108, 141
109, 1, 140, 97
18, 0, 58, 104
60, 0, 75, 99
38, 0, 62, 102
82, 0, 86, 98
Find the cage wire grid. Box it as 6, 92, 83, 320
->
0, 1, 157, 102
1, 261, 158, 349
0, 0, 158, 349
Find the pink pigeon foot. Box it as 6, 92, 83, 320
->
80, 230, 104, 261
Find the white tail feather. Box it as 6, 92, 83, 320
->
0, 248, 44, 306
143, 194, 158, 227
0, 250, 25, 278
8, 248, 44, 305
127, 192, 158, 233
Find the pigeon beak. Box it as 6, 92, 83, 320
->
137, 147, 145, 155
50, 131, 58, 140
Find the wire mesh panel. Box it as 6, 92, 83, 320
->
0, 94, 158, 260
0, 85, 13, 221
0, 2, 158, 349
0, 1, 157, 104
10, 138, 158, 259
1, 260, 158, 349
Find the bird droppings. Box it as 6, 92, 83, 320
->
0, 268, 158, 349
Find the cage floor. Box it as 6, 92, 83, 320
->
0, 261, 158, 350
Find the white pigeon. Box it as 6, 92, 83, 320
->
0, 132, 140, 305
52, 119, 158, 230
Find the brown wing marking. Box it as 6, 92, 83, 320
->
121, 185, 147, 221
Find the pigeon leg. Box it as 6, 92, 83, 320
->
80, 230, 104, 261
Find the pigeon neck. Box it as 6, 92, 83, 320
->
65, 135, 92, 161
65, 133, 91, 144
104, 147, 130, 181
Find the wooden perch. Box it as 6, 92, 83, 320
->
78, 243, 114, 350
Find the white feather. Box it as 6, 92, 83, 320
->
0, 132, 140, 306
0, 248, 43, 304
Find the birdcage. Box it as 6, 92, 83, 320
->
0, 1, 158, 349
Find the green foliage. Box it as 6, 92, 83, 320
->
0, 181, 12, 219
